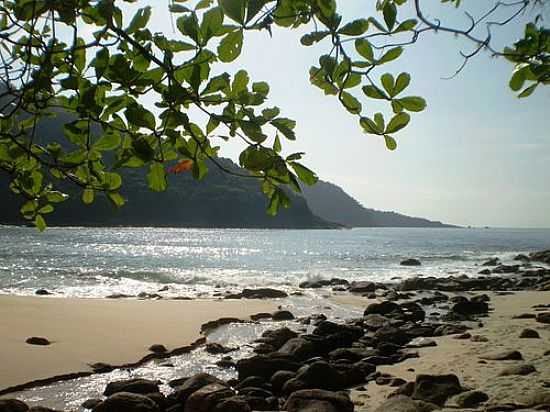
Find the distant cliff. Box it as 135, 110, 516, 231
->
301, 180, 454, 228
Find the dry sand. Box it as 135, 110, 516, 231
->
0, 295, 276, 391
344, 291, 550, 410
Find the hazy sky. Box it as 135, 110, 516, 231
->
123, 1, 549, 228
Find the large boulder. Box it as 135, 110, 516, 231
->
241, 288, 288, 299
170, 373, 226, 403
364, 301, 400, 316
103, 379, 159, 396
0, 400, 29, 412
411, 374, 463, 406
536, 312, 550, 324
236, 354, 301, 380
285, 389, 354, 412
451, 300, 489, 316
184, 383, 234, 412
92, 393, 159, 412
312, 321, 363, 341
349, 281, 376, 293
257, 327, 298, 349
294, 361, 346, 391
529, 250, 550, 264
278, 337, 317, 361
401, 258, 422, 266
213, 396, 251, 412
450, 390, 489, 408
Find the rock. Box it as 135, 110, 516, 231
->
271, 370, 297, 392
81, 399, 102, 410
184, 383, 234, 412
200, 317, 243, 333
401, 258, 422, 266
104, 378, 160, 396
92, 393, 159, 412
25, 337, 50, 346
257, 327, 298, 349
250, 312, 272, 321
312, 321, 364, 341
148, 344, 167, 354
523, 390, 550, 407
294, 361, 346, 391
213, 396, 251, 412
364, 301, 399, 316
470, 335, 489, 342
241, 288, 288, 299
514, 254, 530, 261
272, 310, 295, 321
374, 326, 411, 346
536, 312, 550, 324
205, 343, 236, 354
513, 313, 537, 319
482, 258, 500, 266
170, 373, 226, 403
411, 374, 463, 406
407, 338, 437, 348
35, 289, 52, 295
434, 324, 469, 336
373, 395, 438, 412
0, 399, 29, 412
237, 354, 301, 380
363, 314, 391, 330
480, 350, 523, 361
28, 408, 64, 412
285, 389, 354, 412
278, 337, 317, 361
530, 249, 550, 265
519, 328, 540, 338
451, 300, 489, 316
478, 269, 492, 275
499, 364, 536, 376
492, 264, 520, 274
349, 281, 376, 293
450, 390, 489, 407
105, 293, 133, 299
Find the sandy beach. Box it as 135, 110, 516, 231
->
0, 295, 276, 392
341, 291, 550, 410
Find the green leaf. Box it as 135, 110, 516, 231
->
509, 67, 527, 91
147, 162, 167, 192
339, 19, 369, 36
377, 47, 403, 64
518, 83, 537, 98
340, 91, 362, 114
363, 85, 388, 99
395, 19, 417, 33
125, 104, 156, 130
82, 188, 95, 204
200, 6, 224, 42
271, 118, 296, 140
385, 112, 410, 133
94, 133, 121, 151
219, 0, 246, 24
384, 135, 397, 150
398, 96, 426, 112
177, 13, 201, 44
360, 117, 383, 134
290, 162, 318, 185
383, 2, 397, 31
35, 215, 46, 232
253, 81, 270, 95
218, 30, 243, 62
393, 72, 411, 95
355, 39, 374, 61
374, 112, 385, 131
46, 191, 68, 203
93, 48, 110, 79
232, 69, 249, 95
127, 6, 152, 34
108, 192, 126, 208
381, 73, 395, 95
300, 31, 330, 46
273, 135, 282, 153
246, 0, 268, 23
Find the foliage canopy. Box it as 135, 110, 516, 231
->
0, 0, 548, 230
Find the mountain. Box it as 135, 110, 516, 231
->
0, 110, 335, 229
301, 179, 454, 228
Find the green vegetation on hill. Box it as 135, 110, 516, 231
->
302, 180, 454, 228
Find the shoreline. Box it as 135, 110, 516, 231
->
0, 295, 277, 392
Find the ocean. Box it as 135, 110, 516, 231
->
1, 226, 549, 298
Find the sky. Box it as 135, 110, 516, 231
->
122, 1, 549, 228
